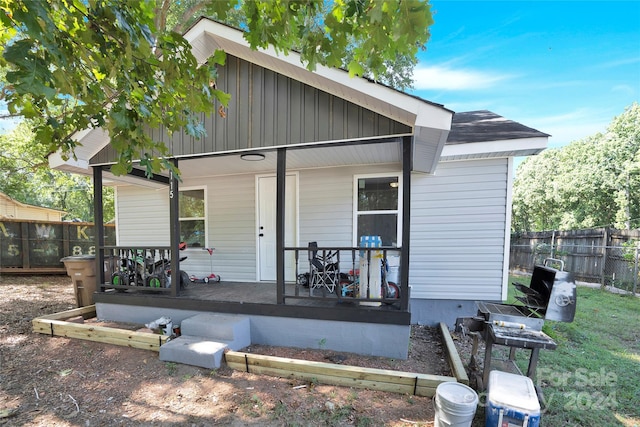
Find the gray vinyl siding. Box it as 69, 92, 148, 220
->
115, 186, 170, 246
114, 159, 509, 300
181, 175, 256, 282
298, 164, 400, 248
409, 158, 509, 300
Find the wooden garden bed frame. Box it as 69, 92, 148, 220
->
32, 307, 469, 395
32, 305, 169, 351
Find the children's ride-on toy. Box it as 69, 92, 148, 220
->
188, 247, 221, 284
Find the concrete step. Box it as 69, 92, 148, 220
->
159, 335, 228, 369
159, 313, 251, 369
180, 313, 251, 351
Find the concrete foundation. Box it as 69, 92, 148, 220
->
96, 303, 411, 359
409, 299, 479, 328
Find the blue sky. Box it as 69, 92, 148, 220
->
410, 1, 640, 149
2, 1, 638, 147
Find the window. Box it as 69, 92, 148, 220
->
179, 188, 206, 248
354, 175, 401, 247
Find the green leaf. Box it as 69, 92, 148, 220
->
2, 0, 435, 177
211, 89, 231, 107
211, 49, 227, 66
347, 60, 364, 78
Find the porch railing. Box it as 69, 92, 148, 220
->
285, 245, 405, 306
100, 246, 174, 294
97, 244, 407, 308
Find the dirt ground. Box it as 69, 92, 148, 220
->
0, 275, 459, 426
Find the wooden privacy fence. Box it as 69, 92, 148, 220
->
0, 219, 116, 274
510, 228, 640, 294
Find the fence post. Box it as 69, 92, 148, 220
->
20, 222, 30, 269
633, 245, 638, 296
600, 228, 609, 289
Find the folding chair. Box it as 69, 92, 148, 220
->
308, 242, 340, 295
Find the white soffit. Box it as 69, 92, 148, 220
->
48, 127, 111, 174
48, 151, 90, 175
440, 136, 548, 160
101, 170, 169, 189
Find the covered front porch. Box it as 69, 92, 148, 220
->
90, 137, 419, 327
95, 244, 410, 325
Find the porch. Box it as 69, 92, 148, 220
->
95, 244, 410, 326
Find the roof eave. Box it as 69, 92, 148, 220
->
440, 136, 548, 161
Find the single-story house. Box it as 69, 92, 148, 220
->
0, 191, 67, 221
48, 18, 548, 359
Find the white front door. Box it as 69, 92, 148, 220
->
257, 175, 297, 281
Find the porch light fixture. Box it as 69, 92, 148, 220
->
240, 153, 265, 161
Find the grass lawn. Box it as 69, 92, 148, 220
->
507, 277, 640, 426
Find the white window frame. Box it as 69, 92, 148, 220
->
352, 173, 403, 247
179, 186, 207, 250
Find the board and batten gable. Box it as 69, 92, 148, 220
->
91, 54, 412, 165
409, 158, 510, 302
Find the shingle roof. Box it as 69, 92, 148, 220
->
447, 110, 550, 144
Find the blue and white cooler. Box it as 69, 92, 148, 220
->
485, 371, 541, 427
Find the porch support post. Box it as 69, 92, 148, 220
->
400, 136, 412, 311
169, 159, 180, 297
276, 148, 286, 304
93, 166, 105, 291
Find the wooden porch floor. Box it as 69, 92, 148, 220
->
96, 281, 409, 325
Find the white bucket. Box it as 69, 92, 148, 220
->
433, 382, 478, 427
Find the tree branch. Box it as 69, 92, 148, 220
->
155, 0, 172, 33
173, 3, 209, 33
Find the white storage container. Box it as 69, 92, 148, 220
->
433, 381, 478, 427
359, 236, 382, 306
485, 371, 541, 427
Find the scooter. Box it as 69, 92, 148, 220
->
188, 247, 221, 284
